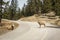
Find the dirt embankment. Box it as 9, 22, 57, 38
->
0, 19, 19, 35
20, 14, 60, 26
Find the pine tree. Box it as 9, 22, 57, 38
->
10, 0, 18, 20
21, 4, 26, 16
24, 0, 42, 16
35, 0, 42, 15
54, 0, 60, 16
3, 1, 9, 19
43, 0, 53, 13
0, 0, 2, 23
51, 0, 55, 11
0, 0, 5, 24
18, 8, 21, 18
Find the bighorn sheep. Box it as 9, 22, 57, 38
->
38, 21, 46, 28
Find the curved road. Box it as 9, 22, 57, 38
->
0, 20, 60, 40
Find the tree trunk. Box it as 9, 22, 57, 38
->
0, 15, 2, 23
10, 9, 14, 20
0, 0, 3, 25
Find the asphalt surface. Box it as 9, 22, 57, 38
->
0, 20, 60, 40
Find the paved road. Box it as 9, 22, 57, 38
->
0, 21, 60, 40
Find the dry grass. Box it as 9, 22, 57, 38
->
20, 14, 49, 22
0, 19, 19, 35
20, 16, 38, 22
20, 14, 60, 26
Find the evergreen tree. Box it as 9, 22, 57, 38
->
35, 0, 42, 15
0, 0, 3, 23
3, 1, 9, 19
21, 4, 26, 16
0, 0, 5, 23
51, 0, 55, 11
43, 0, 53, 13
18, 8, 21, 18
10, 0, 18, 20
24, 0, 42, 16
13, 8, 21, 20
54, 0, 60, 16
